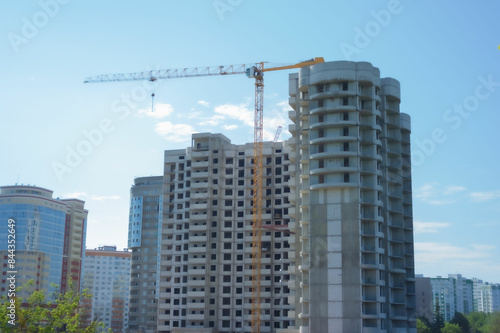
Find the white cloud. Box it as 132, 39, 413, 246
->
414, 241, 500, 281
137, 103, 174, 119
470, 191, 500, 202
262, 100, 290, 141
471, 244, 496, 251
197, 100, 210, 107
198, 115, 225, 127
276, 100, 290, 112
214, 103, 254, 127
155, 121, 195, 142
444, 185, 466, 195
415, 242, 493, 263
223, 124, 238, 130
414, 184, 435, 200
64, 192, 87, 198
414, 183, 463, 205
91, 195, 120, 201
413, 221, 451, 233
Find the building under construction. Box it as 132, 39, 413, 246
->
156, 133, 295, 332
128, 60, 416, 333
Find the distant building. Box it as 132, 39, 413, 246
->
127, 176, 163, 333
415, 275, 433, 323
0, 185, 87, 300
476, 282, 500, 313
430, 274, 473, 322
82, 245, 131, 332
472, 278, 484, 312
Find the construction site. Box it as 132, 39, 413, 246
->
86, 59, 416, 333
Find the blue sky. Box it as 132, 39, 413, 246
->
1, 0, 499, 283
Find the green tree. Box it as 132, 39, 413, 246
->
451, 312, 471, 333
418, 318, 432, 333
432, 299, 445, 333
0, 280, 107, 332
441, 322, 463, 333
484, 312, 500, 333
468, 311, 489, 333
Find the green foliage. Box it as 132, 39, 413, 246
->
0, 280, 108, 333
468, 311, 489, 333
418, 318, 432, 333
441, 322, 463, 333
484, 312, 500, 333
451, 312, 471, 333
432, 299, 445, 333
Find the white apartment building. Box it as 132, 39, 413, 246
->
82, 246, 132, 332
477, 282, 500, 313
157, 133, 295, 332
430, 274, 473, 322
286, 61, 415, 333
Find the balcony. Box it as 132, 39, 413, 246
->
190, 213, 208, 221
187, 291, 206, 298
189, 224, 207, 231
191, 171, 209, 179
189, 235, 207, 242
190, 181, 208, 189
190, 203, 207, 210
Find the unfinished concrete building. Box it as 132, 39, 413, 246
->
157, 133, 295, 332
285, 61, 415, 333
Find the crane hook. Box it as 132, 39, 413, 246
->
151, 93, 155, 112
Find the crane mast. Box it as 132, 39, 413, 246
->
250, 63, 264, 331
84, 57, 324, 333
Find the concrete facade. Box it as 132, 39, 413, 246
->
0, 185, 87, 300
128, 176, 164, 332
287, 61, 415, 333
157, 133, 294, 332
415, 275, 433, 323
82, 245, 132, 332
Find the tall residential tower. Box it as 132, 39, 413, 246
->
127, 176, 163, 333
157, 133, 295, 333
287, 61, 415, 333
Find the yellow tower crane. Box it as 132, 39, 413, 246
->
84, 56, 324, 333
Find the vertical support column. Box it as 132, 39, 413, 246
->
251, 62, 264, 333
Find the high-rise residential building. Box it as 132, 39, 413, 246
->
127, 176, 163, 333
0, 185, 87, 300
82, 245, 131, 332
475, 282, 500, 313
157, 133, 295, 333
430, 274, 473, 322
286, 61, 415, 333
472, 278, 484, 312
